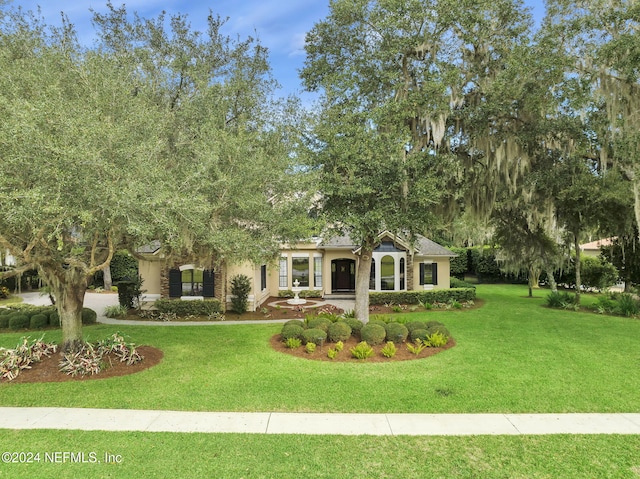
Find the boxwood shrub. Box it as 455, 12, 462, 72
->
360, 323, 387, 345
154, 298, 223, 316
29, 314, 49, 329
301, 328, 327, 346
0, 316, 8, 329
410, 328, 429, 343
283, 319, 305, 329
405, 321, 427, 332
384, 322, 409, 343
9, 314, 29, 330
49, 311, 60, 327
81, 308, 98, 324
307, 316, 332, 332
341, 318, 363, 336
369, 288, 476, 305
281, 324, 304, 341
327, 321, 352, 342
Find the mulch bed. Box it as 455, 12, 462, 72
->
270, 334, 455, 362
7, 346, 163, 384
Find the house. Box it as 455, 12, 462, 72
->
138, 232, 456, 311
580, 238, 614, 258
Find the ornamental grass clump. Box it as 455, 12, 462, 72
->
381, 341, 397, 358
426, 331, 448, 348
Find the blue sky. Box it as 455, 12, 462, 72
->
10, 0, 546, 101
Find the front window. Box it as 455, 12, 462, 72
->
369, 258, 376, 289
314, 256, 322, 288
400, 258, 405, 290
279, 257, 288, 288
292, 256, 310, 287
182, 269, 203, 296
422, 263, 434, 284
380, 255, 394, 291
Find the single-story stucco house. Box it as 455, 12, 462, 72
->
138, 232, 456, 311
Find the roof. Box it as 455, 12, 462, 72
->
136, 240, 162, 255
580, 238, 615, 251
319, 232, 456, 257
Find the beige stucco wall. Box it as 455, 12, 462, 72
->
138, 259, 162, 296
411, 256, 451, 290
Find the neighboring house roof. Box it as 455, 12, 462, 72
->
580, 238, 614, 252
319, 232, 456, 257
136, 240, 162, 255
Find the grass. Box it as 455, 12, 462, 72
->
0, 295, 23, 306
0, 430, 639, 478
1, 284, 639, 413
1, 284, 639, 477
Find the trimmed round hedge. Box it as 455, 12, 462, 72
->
360, 323, 387, 345
384, 322, 409, 344
410, 328, 429, 343
342, 318, 363, 336
283, 319, 304, 329
327, 321, 352, 342
307, 316, 332, 332
9, 314, 29, 330
81, 308, 97, 324
29, 314, 49, 329
302, 328, 327, 346
405, 321, 427, 332
281, 324, 304, 341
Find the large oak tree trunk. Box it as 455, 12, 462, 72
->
39, 266, 88, 352
354, 243, 373, 323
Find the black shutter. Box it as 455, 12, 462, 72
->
419, 263, 425, 285
432, 263, 438, 285
169, 269, 182, 298
203, 269, 215, 298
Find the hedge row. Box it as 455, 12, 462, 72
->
369, 288, 476, 306
154, 298, 223, 316
0, 305, 97, 329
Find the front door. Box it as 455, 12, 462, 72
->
332, 259, 355, 292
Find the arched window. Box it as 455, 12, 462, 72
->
381, 255, 394, 291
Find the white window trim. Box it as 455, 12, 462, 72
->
370, 251, 406, 292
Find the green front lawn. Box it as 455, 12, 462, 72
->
1, 284, 639, 414
0, 430, 639, 479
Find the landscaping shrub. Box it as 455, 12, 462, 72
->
450, 277, 476, 289
29, 314, 49, 329
360, 323, 387, 345
381, 341, 397, 358
410, 328, 429, 343
116, 280, 137, 309
284, 337, 302, 349
369, 288, 476, 306
307, 316, 332, 332
327, 321, 352, 342
81, 308, 97, 324
305, 342, 316, 353
384, 322, 409, 343
301, 328, 327, 346
405, 321, 427, 333
154, 298, 222, 316
230, 274, 252, 314
0, 316, 8, 329
427, 331, 448, 347
545, 291, 575, 308
104, 305, 128, 318
281, 324, 304, 341
350, 341, 374, 359
283, 319, 305, 329
342, 318, 363, 336
8, 314, 29, 330
615, 293, 640, 317
426, 324, 450, 338
48, 311, 60, 327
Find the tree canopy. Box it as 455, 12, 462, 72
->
0, 3, 307, 349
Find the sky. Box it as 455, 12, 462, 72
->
9, 0, 546, 103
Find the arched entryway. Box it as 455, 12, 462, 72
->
331, 258, 355, 293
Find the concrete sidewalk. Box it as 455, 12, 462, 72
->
1, 408, 639, 435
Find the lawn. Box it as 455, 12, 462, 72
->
1, 284, 639, 478
1, 284, 638, 414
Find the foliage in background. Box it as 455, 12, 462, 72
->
230, 275, 252, 314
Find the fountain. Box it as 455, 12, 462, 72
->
287, 279, 307, 305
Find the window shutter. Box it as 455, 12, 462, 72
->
432, 263, 438, 285
169, 269, 181, 298
419, 263, 425, 285
203, 270, 215, 298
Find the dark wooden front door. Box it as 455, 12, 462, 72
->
332, 259, 355, 292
